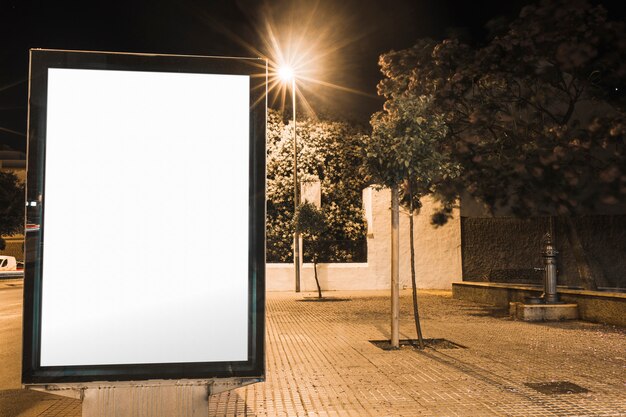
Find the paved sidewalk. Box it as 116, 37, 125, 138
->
2, 287, 625, 416
207, 290, 625, 417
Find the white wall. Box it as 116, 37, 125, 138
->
266, 187, 463, 291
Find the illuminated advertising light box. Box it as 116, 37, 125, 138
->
23, 50, 266, 384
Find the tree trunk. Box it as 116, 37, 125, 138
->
390, 185, 400, 349
563, 216, 599, 291
313, 255, 322, 299
408, 184, 425, 349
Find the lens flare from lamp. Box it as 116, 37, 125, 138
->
278, 66, 294, 82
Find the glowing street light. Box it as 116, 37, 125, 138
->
278, 65, 294, 83
280, 64, 301, 292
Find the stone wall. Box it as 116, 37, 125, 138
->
461, 216, 626, 289
267, 187, 463, 291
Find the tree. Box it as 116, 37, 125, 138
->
363, 86, 453, 348
294, 202, 327, 298
375, 0, 626, 289
0, 171, 24, 250
266, 109, 368, 264
451, 2, 621, 216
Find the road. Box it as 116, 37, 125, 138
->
0, 280, 77, 417
0, 281, 22, 390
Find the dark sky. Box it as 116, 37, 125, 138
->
1, 0, 624, 152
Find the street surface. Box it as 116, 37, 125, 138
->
1, 280, 625, 416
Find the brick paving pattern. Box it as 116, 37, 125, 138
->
206, 290, 625, 417
37, 397, 81, 417
9, 289, 626, 416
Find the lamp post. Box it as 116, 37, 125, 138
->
279, 66, 301, 292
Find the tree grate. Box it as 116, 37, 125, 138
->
525, 381, 589, 395
370, 338, 466, 351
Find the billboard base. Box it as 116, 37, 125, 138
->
26, 377, 262, 416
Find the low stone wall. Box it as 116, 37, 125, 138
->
267, 263, 373, 292
452, 281, 626, 327
460, 216, 626, 289
559, 291, 626, 327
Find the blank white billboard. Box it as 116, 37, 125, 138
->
40, 68, 250, 366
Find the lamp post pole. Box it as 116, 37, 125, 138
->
292, 78, 301, 293
390, 185, 400, 348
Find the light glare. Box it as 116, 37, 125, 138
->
279, 66, 294, 82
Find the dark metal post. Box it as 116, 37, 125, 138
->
542, 233, 559, 304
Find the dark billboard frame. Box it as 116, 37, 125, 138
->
22, 49, 266, 384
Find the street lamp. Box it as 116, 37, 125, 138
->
279, 65, 301, 292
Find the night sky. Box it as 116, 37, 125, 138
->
1, 0, 624, 152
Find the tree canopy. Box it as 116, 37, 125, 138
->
374, 0, 626, 222
364, 84, 456, 220
266, 110, 368, 262
0, 171, 24, 250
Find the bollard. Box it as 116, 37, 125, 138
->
541, 233, 560, 304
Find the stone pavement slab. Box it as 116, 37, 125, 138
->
1, 285, 624, 416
